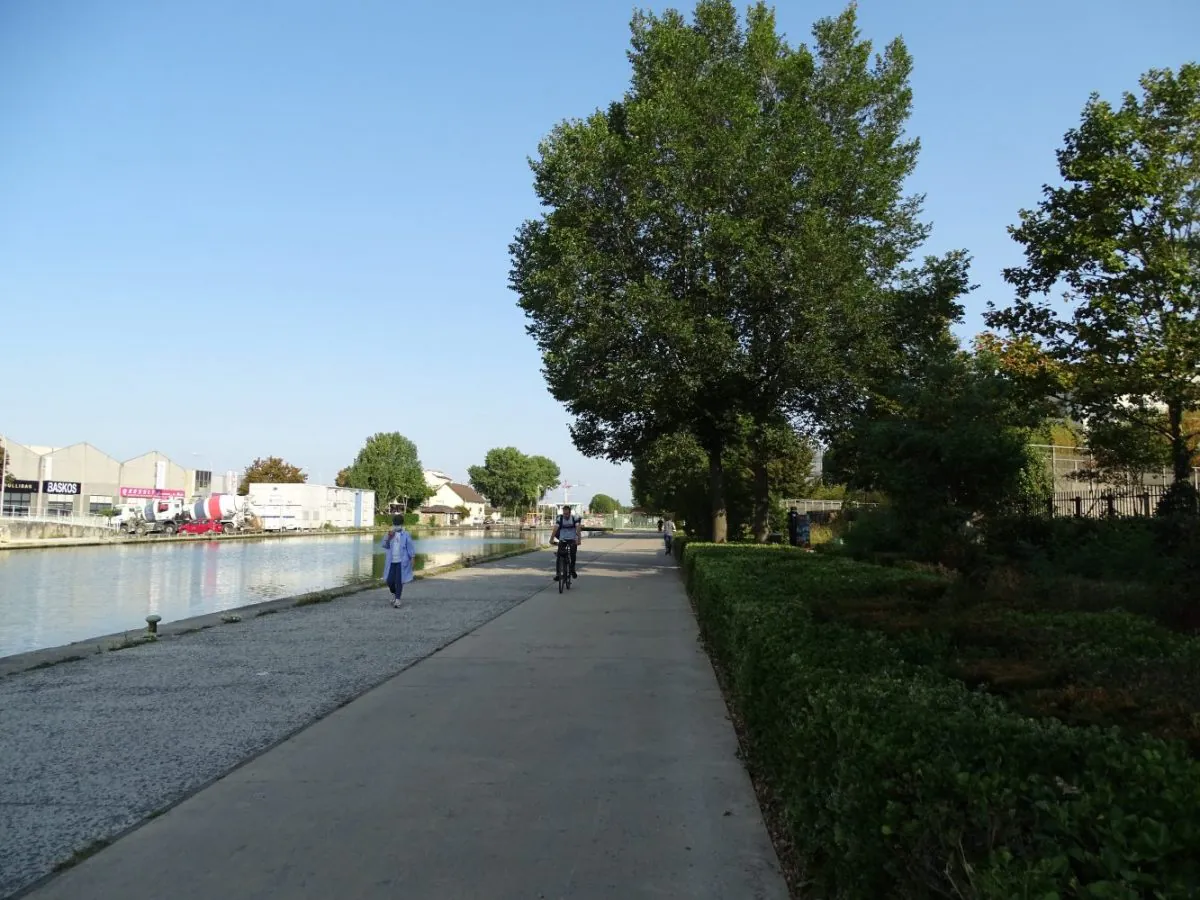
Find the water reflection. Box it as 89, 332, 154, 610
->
0, 531, 537, 658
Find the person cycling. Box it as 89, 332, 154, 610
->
550, 504, 582, 580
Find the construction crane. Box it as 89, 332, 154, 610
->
557, 481, 589, 508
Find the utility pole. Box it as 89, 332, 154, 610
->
0, 434, 7, 518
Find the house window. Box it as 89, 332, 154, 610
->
89, 501, 113, 515
195, 470, 212, 492
47, 500, 73, 517
2, 491, 32, 516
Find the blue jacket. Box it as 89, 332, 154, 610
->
382, 529, 417, 585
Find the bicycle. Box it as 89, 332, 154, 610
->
554, 540, 573, 593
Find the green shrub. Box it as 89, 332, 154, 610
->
375, 511, 421, 528
670, 534, 690, 563
682, 543, 1200, 897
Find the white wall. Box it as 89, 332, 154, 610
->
247, 483, 374, 529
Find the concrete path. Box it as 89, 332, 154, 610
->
24, 535, 787, 900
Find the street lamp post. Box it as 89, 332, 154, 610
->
0, 434, 7, 518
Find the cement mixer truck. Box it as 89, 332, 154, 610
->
186, 493, 258, 534
113, 498, 189, 536
113, 494, 259, 536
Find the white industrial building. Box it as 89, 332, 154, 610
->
0, 438, 230, 518
247, 483, 375, 531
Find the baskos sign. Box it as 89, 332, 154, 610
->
42, 481, 82, 496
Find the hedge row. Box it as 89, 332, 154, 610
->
680, 543, 1200, 898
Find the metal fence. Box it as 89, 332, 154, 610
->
1008, 485, 1175, 519
779, 498, 879, 514
1028, 444, 1200, 490
0, 511, 116, 529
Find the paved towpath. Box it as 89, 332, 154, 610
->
24, 534, 787, 900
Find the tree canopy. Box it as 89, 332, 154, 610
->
238, 456, 306, 495
631, 418, 815, 537
986, 63, 1200, 488
342, 432, 430, 511
467, 448, 561, 514
511, 0, 935, 541
588, 493, 621, 515
0, 442, 12, 486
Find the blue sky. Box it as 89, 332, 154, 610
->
2, 0, 1197, 504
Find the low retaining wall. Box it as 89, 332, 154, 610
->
0, 521, 117, 543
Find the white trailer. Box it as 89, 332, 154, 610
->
248, 483, 375, 530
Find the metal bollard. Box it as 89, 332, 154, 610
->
145, 615, 161, 635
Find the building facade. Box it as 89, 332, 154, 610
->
0, 438, 218, 518
247, 483, 375, 530
422, 470, 492, 524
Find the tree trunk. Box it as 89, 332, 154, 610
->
751, 423, 771, 542
708, 451, 728, 544
1169, 400, 1191, 485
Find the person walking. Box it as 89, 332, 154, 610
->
663, 517, 676, 555
382, 514, 416, 609
787, 506, 801, 547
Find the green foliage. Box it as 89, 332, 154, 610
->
630, 431, 709, 522
374, 512, 417, 528
238, 456, 306, 495
830, 345, 1049, 566
334, 467, 352, 488
587, 493, 620, 515
453, 505, 471, 522
512, 1, 936, 542
1158, 481, 1200, 517
467, 447, 560, 514
989, 63, 1200, 485
683, 543, 1200, 897
632, 418, 815, 539
341, 432, 430, 511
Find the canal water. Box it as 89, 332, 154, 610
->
0, 531, 543, 659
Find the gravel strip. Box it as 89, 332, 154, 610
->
0, 551, 553, 899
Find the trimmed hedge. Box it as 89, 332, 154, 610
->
682, 543, 1200, 898
670, 534, 690, 563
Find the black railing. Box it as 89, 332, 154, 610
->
1009, 485, 1173, 519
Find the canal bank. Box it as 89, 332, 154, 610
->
0, 524, 554, 552
0, 543, 547, 677
0, 540, 592, 900
0, 532, 546, 659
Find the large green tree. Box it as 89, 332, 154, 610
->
512, 1, 931, 542
825, 343, 1052, 563
238, 456, 306, 495
588, 493, 621, 515
527, 455, 562, 500
342, 432, 430, 512
467, 447, 561, 514
631, 418, 815, 538
987, 63, 1200, 490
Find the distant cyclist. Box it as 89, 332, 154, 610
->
551, 504, 582, 580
